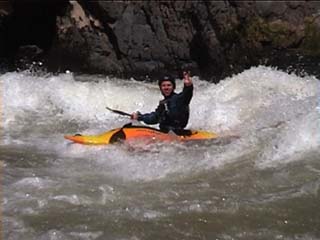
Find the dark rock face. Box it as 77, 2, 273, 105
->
0, 0, 68, 71
1, 1, 320, 81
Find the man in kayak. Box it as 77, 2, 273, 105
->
131, 71, 193, 135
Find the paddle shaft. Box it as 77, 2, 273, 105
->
106, 107, 132, 117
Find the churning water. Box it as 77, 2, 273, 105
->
1, 66, 320, 239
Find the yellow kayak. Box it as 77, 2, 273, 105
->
64, 123, 218, 145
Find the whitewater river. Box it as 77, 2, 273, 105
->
1, 66, 320, 239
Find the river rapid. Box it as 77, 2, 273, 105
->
1, 66, 320, 240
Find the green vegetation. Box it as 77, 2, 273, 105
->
245, 17, 298, 48
302, 17, 320, 56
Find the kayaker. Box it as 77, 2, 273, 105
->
131, 71, 193, 135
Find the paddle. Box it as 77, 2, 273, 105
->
106, 106, 132, 117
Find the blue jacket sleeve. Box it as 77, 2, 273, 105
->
181, 84, 193, 104
137, 111, 160, 124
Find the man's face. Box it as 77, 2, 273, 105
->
160, 81, 174, 97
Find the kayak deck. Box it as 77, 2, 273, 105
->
64, 124, 218, 145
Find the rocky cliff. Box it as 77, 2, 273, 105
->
1, 1, 320, 81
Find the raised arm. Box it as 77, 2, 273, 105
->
180, 71, 193, 104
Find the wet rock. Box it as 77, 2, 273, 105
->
1, 1, 320, 81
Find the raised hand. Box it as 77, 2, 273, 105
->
183, 71, 192, 86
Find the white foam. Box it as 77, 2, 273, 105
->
1, 66, 319, 180
257, 109, 320, 168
